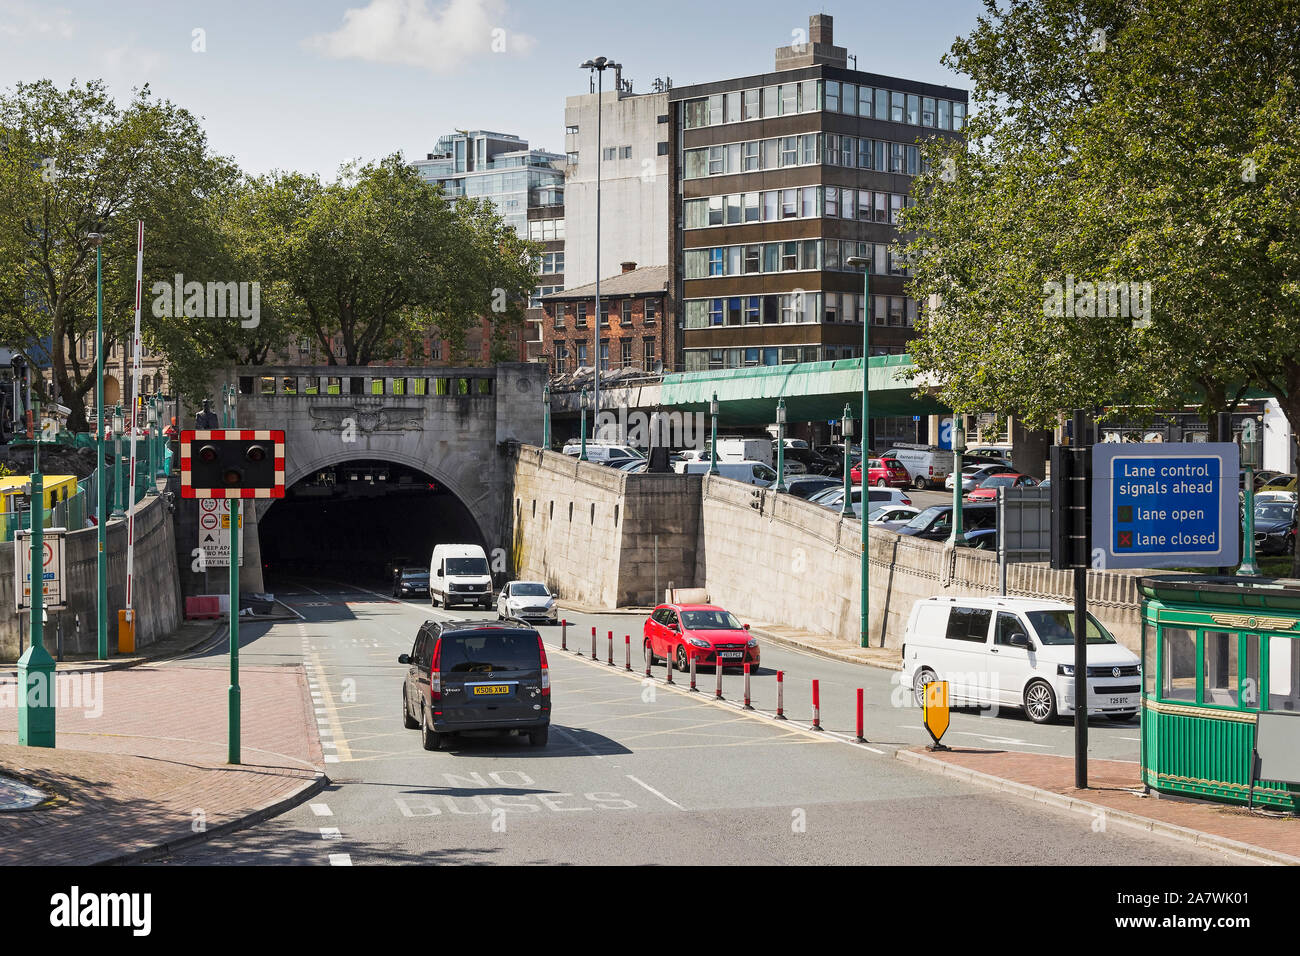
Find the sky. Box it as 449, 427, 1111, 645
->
0, 0, 984, 179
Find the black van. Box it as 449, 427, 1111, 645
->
400, 620, 551, 750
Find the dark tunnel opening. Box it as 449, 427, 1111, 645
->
257, 459, 483, 589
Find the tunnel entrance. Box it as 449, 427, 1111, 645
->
257, 458, 482, 589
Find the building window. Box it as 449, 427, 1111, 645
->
800, 79, 819, 112
708, 248, 724, 276
621, 300, 633, 325
554, 306, 565, 329
685, 99, 708, 128
708, 299, 724, 325
644, 298, 657, 323
907, 94, 920, 125
922, 97, 936, 127
779, 83, 797, 115
599, 301, 610, 326
743, 245, 761, 274
725, 91, 740, 123
619, 145, 631, 159
842, 82, 857, 116
825, 80, 840, 112
743, 88, 760, 120
603, 146, 616, 161
938, 100, 951, 130
657, 141, 669, 156
708, 94, 724, 125
555, 343, 567, 374
566, 124, 579, 135
577, 342, 588, 366
891, 91, 905, 123
762, 85, 778, 117
952, 102, 966, 130
745, 296, 761, 324
643, 337, 656, 368
576, 302, 587, 328
621, 339, 633, 367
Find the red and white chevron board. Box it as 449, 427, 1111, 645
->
179, 429, 286, 499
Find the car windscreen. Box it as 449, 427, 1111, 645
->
1026, 610, 1117, 645
439, 633, 539, 673
1255, 503, 1295, 523
681, 610, 742, 630
511, 583, 549, 597
401, 571, 429, 580
981, 475, 1015, 487
904, 505, 947, 530
445, 557, 489, 575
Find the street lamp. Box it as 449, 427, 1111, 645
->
111, 405, 125, 518
846, 255, 872, 647
1238, 417, 1263, 576
775, 399, 788, 493
841, 405, 854, 517
542, 383, 551, 451
145, 400, 158, 495
709, 393, 720, 476
580, 55, 620, 421
88, 231, 108, 659
579, 386, 590, 461
948, 415, 966, 546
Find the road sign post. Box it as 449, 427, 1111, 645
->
180, 428, 286, 766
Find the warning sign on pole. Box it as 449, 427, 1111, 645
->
197, 498, 244, 567
15, 528, 67, 610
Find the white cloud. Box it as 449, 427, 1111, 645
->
306, 0, 533, 73
0, 0, 74, 39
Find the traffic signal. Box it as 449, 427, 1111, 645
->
180, 430, 285, 499
1049, 444, 1091, 569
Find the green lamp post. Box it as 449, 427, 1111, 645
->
111, 404, 125, 519
145, 399, 158, 495
542, 383, 551, 451
841, 405, 854, 517
846, 254, 871, 647
89, 232, 108, 660
18, 400, 55, 747
709, 393, 720, 476
579, 386, 590, 461
948, 415, 966, 545
775, 399, 787, 493
1238, 417, 1262, 576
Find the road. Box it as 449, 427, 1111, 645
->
152, 577, 1227, 866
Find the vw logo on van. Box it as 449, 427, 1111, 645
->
1112, 666, 1121, 678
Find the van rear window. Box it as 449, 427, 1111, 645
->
945, 607, 991, 642
440, 633, 540, 673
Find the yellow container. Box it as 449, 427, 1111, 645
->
117, 609, 136, 654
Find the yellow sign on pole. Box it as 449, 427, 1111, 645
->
923, 679, 951, 749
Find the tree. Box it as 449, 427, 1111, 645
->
264, 155, 538, 368
0, 79, 237, 430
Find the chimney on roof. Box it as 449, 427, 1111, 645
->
621, 261, 637, 273
775, 13, 849, 70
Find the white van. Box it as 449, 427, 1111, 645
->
900, 596, 1140, 724
714, 437, 774, 467
881, 443, 952, 490
561, 441, 646, 465
673, 459, 776, 487
428, 544, 494, 609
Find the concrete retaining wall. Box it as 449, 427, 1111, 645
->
0, 494, 183, 662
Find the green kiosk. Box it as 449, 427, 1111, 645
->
1140, 575, 1300, 810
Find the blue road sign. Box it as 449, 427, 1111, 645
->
1091, 443, 1239, 569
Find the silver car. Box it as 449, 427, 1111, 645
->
497, 581, 559, 624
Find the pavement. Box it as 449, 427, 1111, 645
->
898, 747, 1300, 865
0, 620, 326, 865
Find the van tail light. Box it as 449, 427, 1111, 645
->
430, 637, 443, 702
928, 466, 933, 475
538, 635, 550, 696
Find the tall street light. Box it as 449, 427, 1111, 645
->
841, 405, 854, 517
88, 231, 108, 659
708, 393, 720, 476
846, 255, 871, 646
111, 404, 125, 518
580, 55, 620, 427
948, 415, 966, 545
775, 399, 787, 493
542, 383, 551, 451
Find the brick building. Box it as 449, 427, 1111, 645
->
540, 263, 668, 375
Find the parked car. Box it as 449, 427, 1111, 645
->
561, 441, 646, 466
882, 444, 952, 490
779, 458, 808, 477
945, 463, 1017, 493
643, 604, 759, 673
393, 567, 429, 598
966, 446, 1013, 465
816, 486, 911, 513
956, 528, 998, 550
869, 504, 919, 524
428, 544, 493, 609
965, 473, 1040, 502
1242, 469, 1287, 492
715, 437, 774, 467
884, 503, 996, 541
900, 596, 1141, 724
1259, 473, 1297, 493
782, 475, 842, 500
674, 460, 777, 487
1254, 500, 1298, 556
851, 457, 911, 488
497, 580, 559, 623
399, 620, 550, 749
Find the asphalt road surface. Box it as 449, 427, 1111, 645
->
152, 577, 1229, 866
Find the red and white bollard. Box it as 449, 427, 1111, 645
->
743, 662, 753, 711
590, 626, 597, 660
561, 619, 568, 651
665, 646, 675, 684
775, 670, 787, 719
644, 640, 651, 677
855, 687, 867, 743
811, 679, 823, 731
689, 652, 698, 692
625, 634, 632, 671
607, 630, 614, 666
714, 658, 724, 700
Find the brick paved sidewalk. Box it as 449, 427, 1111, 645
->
0, 663, 324, 865
897, 747, 1300, 865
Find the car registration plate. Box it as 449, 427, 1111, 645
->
1109, 696, 1131, 705
719, 652, 744, 659
473, 684, 511, 696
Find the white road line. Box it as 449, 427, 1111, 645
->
309, 803, 332, 816
625, 774, 687, 811
324, 755, 339, 763
329, 853, 352, 866
319, 827, 342, 840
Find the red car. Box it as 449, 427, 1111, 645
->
643, 604, 759, 672
965, 472, 1040, 501
851, 456, 910, 488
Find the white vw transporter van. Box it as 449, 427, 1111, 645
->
900, 596, 1141, 723
428, 544, 494, 610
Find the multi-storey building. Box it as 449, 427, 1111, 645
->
667, 14, 967, 373
540, 263, 668, 376
562, 72, 671, 290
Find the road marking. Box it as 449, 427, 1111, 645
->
319, 827, 342, 840
329, 853, 352, 866
625, 774, 686, 811
953, 731, 1051, 748
307, 647, 352, 760
309, 803, 332, 816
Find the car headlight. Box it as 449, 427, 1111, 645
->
746, 637, 758, 647
687, 637, 711, 648
1057, 664, 1074, 676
